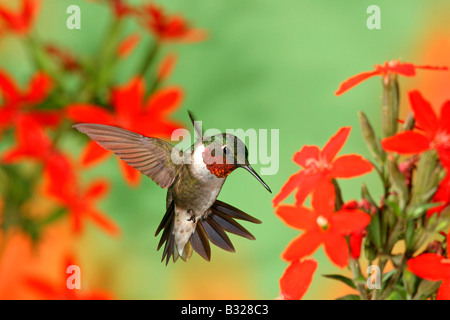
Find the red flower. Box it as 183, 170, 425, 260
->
46, 175, 120, 237
273, 127, 373, 207
335, 60, 447, 96
1, 116, 73, 190
88, 0, 137, 18
0, 0, 41, 35
109, 0, 137, 18
381, 90, 450, 168
138, 3, 207, 43
0, 70, 59, 134
407, 231, 450, 300
275, 181, 371, 267
0, 117, 114, 237
66, 77, 183, 186
278, 259, 317, 300
25, 255, 113, 300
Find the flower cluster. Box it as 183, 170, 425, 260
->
0, 0, 205, 299
276, 60, 450, 300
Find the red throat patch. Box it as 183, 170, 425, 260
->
202, 148, 236, 178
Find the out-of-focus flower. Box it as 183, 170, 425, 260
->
275, 181, 371, 267
66, 76, 183, 186
427, 173, 450, 217
117, 33, 141, 58
157, 53, 177, 81
272, 127, 373, 207
278, 259, 317, 300
407, 230, 450, 300
1, 116, 73, 190
45, 44, 81, 72
45, 174, 120, 237
0, 70, 59, 134
88, 0, 137, 19
25, 255, 112, 299
335, 60, 447, 96
381, 90, 450, 169
0, 0, 41, 35
138, 3, 207, 43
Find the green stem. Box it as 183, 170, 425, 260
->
349, 258, 369, 300
139, 40, 160, 77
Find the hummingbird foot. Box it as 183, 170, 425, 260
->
186, 209, 196, 223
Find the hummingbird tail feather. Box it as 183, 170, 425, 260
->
156, 201, 179, 265
188, 200, 261, 261
156, 200, 261, 264
190, 222, 211, 261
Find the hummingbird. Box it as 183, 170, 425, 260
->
73, 111, 271, 264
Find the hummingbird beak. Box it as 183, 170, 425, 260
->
241, 164, 272, 193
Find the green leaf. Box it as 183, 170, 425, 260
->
407, 202, 444, 219
385, 200, 402, 218
336, 294, 361, 300
322, 274, 356, 289
367, 212, 383, 249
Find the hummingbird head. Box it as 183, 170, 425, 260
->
201, 133, 271, 193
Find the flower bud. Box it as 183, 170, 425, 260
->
381, 73, 399, 138
357, 111, 385, 164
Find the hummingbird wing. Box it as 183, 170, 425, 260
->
73, 124, 182, 188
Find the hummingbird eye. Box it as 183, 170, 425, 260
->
222, 146, 230, 155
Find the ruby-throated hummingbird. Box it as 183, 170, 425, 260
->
73, 111, 271, 264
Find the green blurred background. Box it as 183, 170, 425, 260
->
2, 0, 450, 299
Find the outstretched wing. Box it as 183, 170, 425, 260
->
73, 123, 182, 188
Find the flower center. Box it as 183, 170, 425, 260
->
316, 215, 329, 231
434, 130, 450, 149
305, 156, 332, 174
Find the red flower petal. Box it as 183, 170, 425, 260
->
414, 65, 448, 72
279, 259, 317, 300
282, 231, 322, 261
119, 159, 140, 186
323, 234, 349, 268
330, 154, 373, 178
381, 131, 431, 154
0, 70, 20, 101
349, 231, 364, 259
146, 86, 183, 116
293, 145, 320, 168
439, 100, 450, 132
275, 205, 316, 230
330, 209, 371, 235
409, 90, 438, 138
385, 62, 416, 77
294, 173, 321, 206
29, 111, 61, 127
272, 171, 304, 207
437, 279, 450, 300
24, 72, 52, 104
81, 141, 110, 166
407, 253, 450, 281
311, 179, 335, 218
321, 127, 351, 162
112, 77, 145, 126
66, 104, 114, 124
334, 70, 380, 96
86, 180, 109, 200
88, 209, 121, 237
